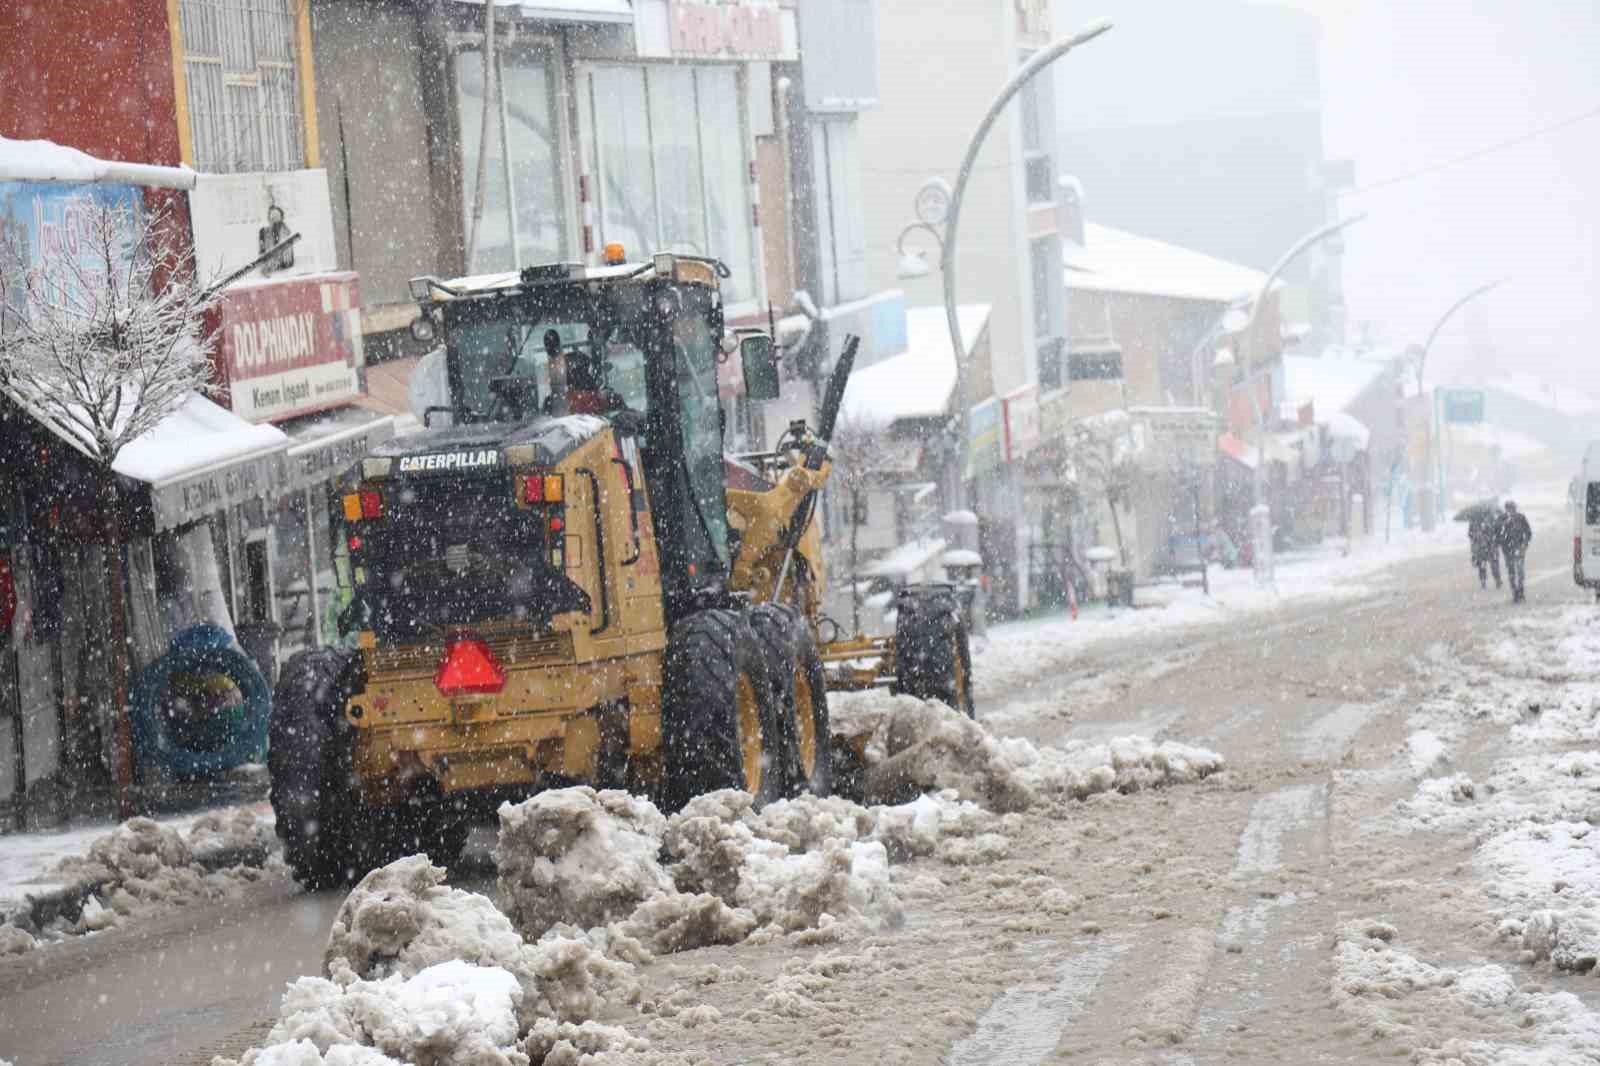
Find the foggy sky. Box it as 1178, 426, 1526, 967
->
1300, 0, 1599, 391
1055, 0, 1599, 393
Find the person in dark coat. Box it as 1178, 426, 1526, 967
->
1499, 500, 1533, 603
1468, 508, 1502, 589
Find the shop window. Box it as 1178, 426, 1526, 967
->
177, 0, 305, 173
585, 64, 757, 307
811, 118, 867, 305
1069, 347, 1124, 382
1038, 337, 1066, 393
272, 492, 315, 659
455, 43, 569, 273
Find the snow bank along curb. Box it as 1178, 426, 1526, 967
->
1396, 605, 1600, 978
0, 809, 275, 955
1334, 920, 1600, 1061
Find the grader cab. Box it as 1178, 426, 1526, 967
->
266, 252, 973, 887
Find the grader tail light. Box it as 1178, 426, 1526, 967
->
341, 489, 384, 522
434, 635, 508, 697
517, 472, 564, 505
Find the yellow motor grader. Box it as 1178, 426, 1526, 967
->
267, 252, 973, 887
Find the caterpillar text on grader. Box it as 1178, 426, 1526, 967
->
268, 251, 974, 887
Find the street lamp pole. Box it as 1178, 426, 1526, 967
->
941, 18, 1113, 507
1414, 279, 1506, 530
1238, 213, 1367, 585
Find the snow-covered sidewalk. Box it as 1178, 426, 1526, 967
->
976, 520, 1467, 702
0, 800, 275, 954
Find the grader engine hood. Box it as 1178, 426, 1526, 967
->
367, 413, 611, 469
346, 414, 615, 644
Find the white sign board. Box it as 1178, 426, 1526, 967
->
189, 169, 338, 284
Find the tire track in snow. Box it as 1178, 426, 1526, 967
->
1184, 781, 1338, 1059
946, 936, 1126, 1066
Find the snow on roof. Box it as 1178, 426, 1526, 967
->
1064, 223, 1268, 304
1281, 355, 1386, 417
865, 537, 947, 579
942, 548, 982, 567
0, 135, 196, 189
840, 304, 990, 426
112, 394, 288, 485
1451, 422, 1549, 460
1323, 410, 1371, 450
1483, 371, 1600, 418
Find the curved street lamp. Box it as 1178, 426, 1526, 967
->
1416, 278, 1507, 528
1236, 212, 1367, 585
896, 220, 944, 281
941, 18, 1113, 506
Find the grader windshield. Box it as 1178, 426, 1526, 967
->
432, 268, 734, 615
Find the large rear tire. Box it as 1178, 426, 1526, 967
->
894, 589, 976, 718
662, 608, 781, 812
749, 603, 832, 798
268, 649, 361, 889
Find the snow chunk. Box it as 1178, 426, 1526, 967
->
522, 1019, 649, 1064
496, 788, 672, 943
1405, 731, 1452, 779
232, 961, 527, 1066
833, 694, 1224, 812
327, 855, 628, 1027
660, 793, 903, 936
0, 922, 37, 955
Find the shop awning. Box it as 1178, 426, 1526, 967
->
282, 408, 398, 495
452, 0, 633, 23
1219, 430, 1299, 471
111, 395, 292, 532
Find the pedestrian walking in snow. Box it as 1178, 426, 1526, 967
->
1467, 507, 1502, 589
1498, 500, 1533, 603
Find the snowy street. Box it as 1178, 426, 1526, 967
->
3, 528, 1594, 1065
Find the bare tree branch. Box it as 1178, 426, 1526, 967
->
0, 195, 220, 468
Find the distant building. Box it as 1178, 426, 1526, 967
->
1050, 0, 1349, 350
859, 0, 1071, 612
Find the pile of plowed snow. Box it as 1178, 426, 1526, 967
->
0, 809, 274, 955
218, 698, 1226, 1065
832, 693, 1225, 809
215, 854, 635, 1065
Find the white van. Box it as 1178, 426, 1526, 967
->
1574, 443, 1600, 596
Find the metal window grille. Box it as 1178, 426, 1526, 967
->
179, 0, 304, 173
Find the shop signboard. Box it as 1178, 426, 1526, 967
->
666, 0, 796, 61
216, 272, 365, 423
284, 416, 396, 495
1039, 386, 1072, 442
967, 396, 1003, 479
0, 180, 143, 327
188, 169, 338, 283
147, 448, 290, 534
1002, 384, 1040, 462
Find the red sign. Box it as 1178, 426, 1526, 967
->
669, 1, 784, 60
214, 272, 365, 423
0, 557, 14, 638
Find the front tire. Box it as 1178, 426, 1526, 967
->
268, 649, 361, 889
750, 604, 832, 798
894, 589, 976, 718
662, 608, 782, 811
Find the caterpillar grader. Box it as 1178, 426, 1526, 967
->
267, 251, 974, 887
